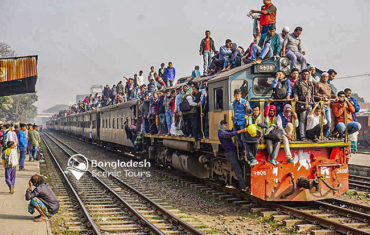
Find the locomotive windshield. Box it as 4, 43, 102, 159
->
253, 76, 274, 96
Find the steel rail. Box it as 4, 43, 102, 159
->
45, 132, 204, 235
42, 133, 166, 235
41, 134, 102, 235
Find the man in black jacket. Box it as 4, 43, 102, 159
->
199, 30, 217, 75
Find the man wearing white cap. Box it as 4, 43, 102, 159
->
279, 26, 289, 45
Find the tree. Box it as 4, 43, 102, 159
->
0, 42, 15, 58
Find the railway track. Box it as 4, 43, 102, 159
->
47, 131, 370, 234
349, 175, 370, 193
42, 132, 204, 235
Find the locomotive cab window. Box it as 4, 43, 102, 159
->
214, 87, 224, 110
253, 76, 274, 96
231, 79, 249, 98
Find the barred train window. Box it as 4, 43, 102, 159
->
121, 118, 124, 129
214, 88, 223, 110
113, 118, 115, 129
117, 118, 119, 129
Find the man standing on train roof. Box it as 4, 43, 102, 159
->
137, 70, 145, 87
219, 39, 233, 72
250, 0, 277, 35
282, 27, 307, 71
200, 30, 217, 76
165, 62, 176, 87
331, 91, 361, 138
158, 63, 167, 86
232, 89, 251, 153
251, 25, 281, 64
218, 120, 249, 192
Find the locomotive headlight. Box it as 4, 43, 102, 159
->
280, 57, 290, 68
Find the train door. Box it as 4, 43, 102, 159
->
208, 77, 229, 141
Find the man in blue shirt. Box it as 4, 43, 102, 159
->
251, 25, 281, 64
218, 120, 248, 192
18, 123, 28, 171
219, 39, 233, 71
232, 89, 251, 152
345, 88, 361, 153
165, 62, 176, 87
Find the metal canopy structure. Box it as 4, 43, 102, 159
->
0, 55, 38, 97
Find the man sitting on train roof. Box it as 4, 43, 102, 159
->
276, 104, 297, 163
219, 39, 233, 72
279, 26, 289, 47
282, 27, 307, 71
232, 89, 251, 153
244, 106, 268, 166
306, 103, 329, 142
250, 0, 277, 35
331, 91, 361, 138
250, 25, 281, 64
218, 120, 249, 192
271, 70, 291, 114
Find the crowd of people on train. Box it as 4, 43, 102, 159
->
51, 0, 362, 192
0, 122, 58, 221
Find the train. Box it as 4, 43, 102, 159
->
47, 57, 351, 202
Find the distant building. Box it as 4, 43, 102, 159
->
91, 85, 103, 97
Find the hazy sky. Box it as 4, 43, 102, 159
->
1, 0, 369, 111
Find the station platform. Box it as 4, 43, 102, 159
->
349, 151, 370, 167
0, 160, 50, 235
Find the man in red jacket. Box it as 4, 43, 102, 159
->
251, 0, 277, 35
331, 91, 361, 137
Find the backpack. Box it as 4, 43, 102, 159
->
179, 97, 191, 112
273, 80, 288, 99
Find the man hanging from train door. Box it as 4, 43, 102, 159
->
218, 120, 249, 192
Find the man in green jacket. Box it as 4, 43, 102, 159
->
251, 25, 281, 64
28, 125, 41, 161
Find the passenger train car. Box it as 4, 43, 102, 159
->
48, 58, 350, 202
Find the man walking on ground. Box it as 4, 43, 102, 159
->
200, 30, 217, 75
28, 125, 41, 161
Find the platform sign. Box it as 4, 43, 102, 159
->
0, 67, 6, 82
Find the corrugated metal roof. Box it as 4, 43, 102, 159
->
0, 55, 38, 83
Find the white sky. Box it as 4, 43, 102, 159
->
1, 0, 369, 111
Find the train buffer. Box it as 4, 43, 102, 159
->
0, 161, 50, 235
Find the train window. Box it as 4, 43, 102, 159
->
121, 118, 124, 129
253, 76, 274, 96
214, 87, 224, 110
117, 118, 119, 129
109, 118, 111, 128
113, 118, 115, 129
231, 79, 249, 98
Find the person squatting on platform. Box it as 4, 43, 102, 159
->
26, 174, 59, 222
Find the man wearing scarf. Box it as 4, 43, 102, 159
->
276, 104, 298, 163
218, 120, 249, 192
264, 101, 281, 165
